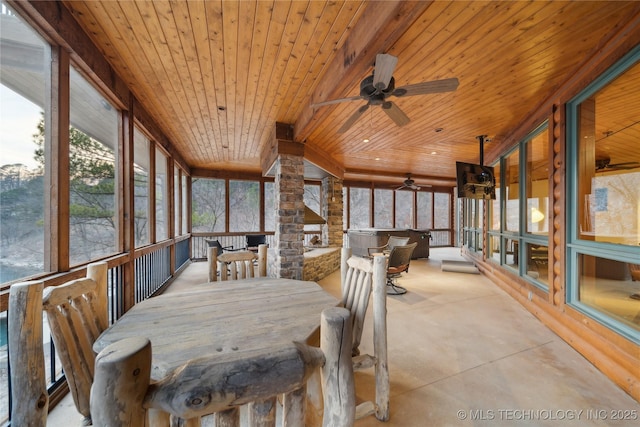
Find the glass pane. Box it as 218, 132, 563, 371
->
490, 164, 501, 231
155, 148, 168, 241
304, 183, 321, 232
174, 167, 180, 236
191, 178, 225, 232
433, 192, 450, 229
69, 66, 118, 265
525, 243, 548, 284
505, 237, 519, 269
133, 127, 149, 247
229, 180, 259, 232
577, 60, 640, 246
395, 190, 413, 228
374, 188, 393, 228
417, 191, 433, 229
578, 253, 639, 331
489, 235, 501, 263
264, 182, 275, 231
505, 148, 520, 232
0, 5, 48, 282
349, 187, 370, 229
526, 128, 549, 235
181, 174, 188, 234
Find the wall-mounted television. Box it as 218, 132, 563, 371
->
456, 161, 496, 199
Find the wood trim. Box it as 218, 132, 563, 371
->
304, 143, 345, 179
294, 0, 433, 142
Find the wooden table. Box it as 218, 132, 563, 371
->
93, 278, 339, 420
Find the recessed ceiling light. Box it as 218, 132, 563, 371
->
363, 138, 370, 143
431, 151, 437, 155
375, 157, 381, 161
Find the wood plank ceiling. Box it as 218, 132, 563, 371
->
61, 0, 640, 188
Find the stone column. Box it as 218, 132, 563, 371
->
322, 176, 344, 247
275, 154, 305, 279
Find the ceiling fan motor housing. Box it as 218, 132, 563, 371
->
360, 75, 395, 105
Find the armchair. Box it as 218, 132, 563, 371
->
386, 242, 418, 295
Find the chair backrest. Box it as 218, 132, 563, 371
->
92, 308, 356, 427
387, 242, 417, 273
41, 262, 108, 422
340, 247, 389, 421
340, 248, 374, 355
206, 239, 225, 254
9, 281, 49, 426
246, 234, 267, 249
208, 244, 268, 281
386, 235, 410, 252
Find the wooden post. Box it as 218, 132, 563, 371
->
208, 246, 219, 282
372, 255, 390, 421
282, 386, 306, 426
91, 337, 152, 427
258, 244, 268, 277
340, 247, 352, 292
248, 397, 277, 427
320, 307, 355, 427
87, 261, 108, 329
214, 407, 240, 427
9, 281, 48, 426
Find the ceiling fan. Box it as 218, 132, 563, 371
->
396, 173, 422, 191
595, 157, 640, 171
312, 53, 459, 133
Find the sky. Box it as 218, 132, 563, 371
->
0, 84, 42, 169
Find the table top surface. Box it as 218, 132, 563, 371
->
94, 277, 339, 380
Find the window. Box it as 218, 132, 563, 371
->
504, 147, 520, 233
374, 188, 393, 228
395, 190, 413, 228
133, 126, 150, 247
304, 183, 321, 232
155, 147, 168, 241
191, 178, 225, 232
181, 173, 188, 234
568, 48, 640, 339
434, 192, 450, 229
349, 187, 370, 229
264, 181, 275, 231
417, 191, 433, 229
0, 4, 49, 282
229, 180, 259, 232
68, 66, 118, 265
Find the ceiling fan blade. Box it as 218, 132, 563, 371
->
372, 53, 398, 90
337, 104, 369, 133
392, 77, 460, 97
311, 95, 365, 108
381, 101, 410, 127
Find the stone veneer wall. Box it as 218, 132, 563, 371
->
302, 247, 341, 282
274, 153, 305, 279
322, 177, 344, 247
267, 247, 341, 282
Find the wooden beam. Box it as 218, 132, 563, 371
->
293, 1, 432, 143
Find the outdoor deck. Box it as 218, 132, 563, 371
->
48, 248, 640, 426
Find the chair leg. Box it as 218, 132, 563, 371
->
386, 276, 407, 295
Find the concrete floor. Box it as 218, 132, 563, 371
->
48, 248, 640, 426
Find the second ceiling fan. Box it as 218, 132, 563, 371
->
312, 53, 459, 133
